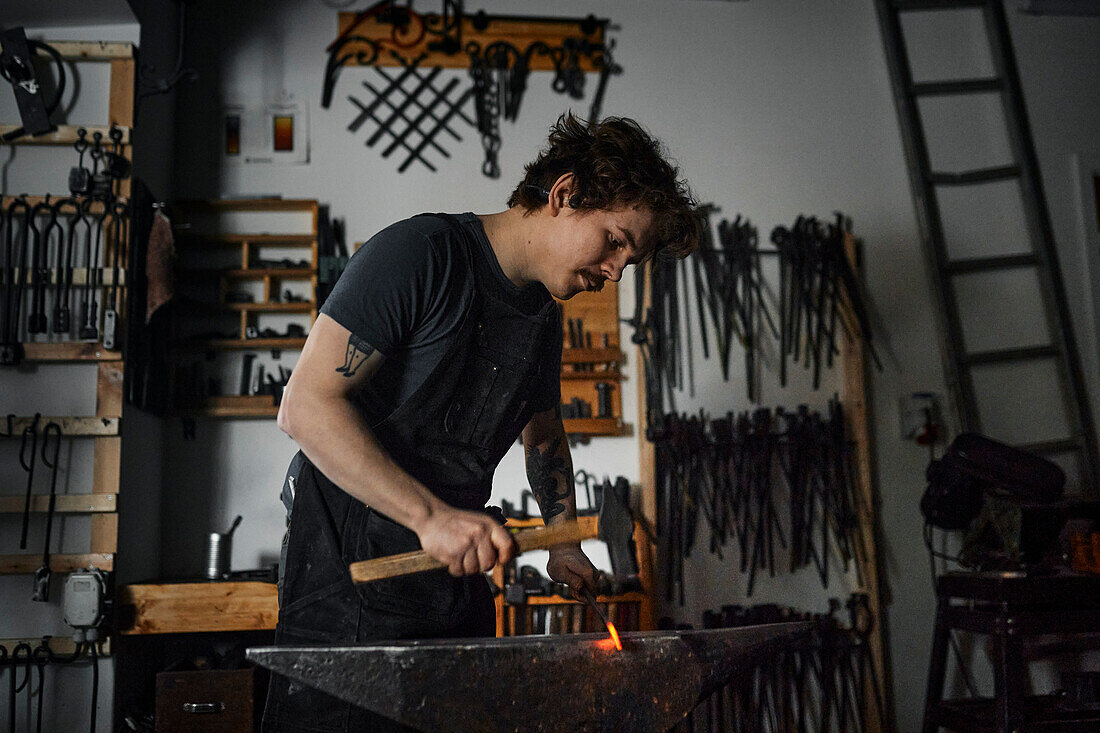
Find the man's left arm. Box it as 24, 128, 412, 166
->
522, 405, 600, 599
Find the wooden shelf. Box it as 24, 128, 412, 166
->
177, 233, 316, 247
21, 343, 123, 362
0, 195, 123, 213
50, 41, 135, 61
518, 592, 648, 606
0, 493, 116, 514
178, 198, 319, 213
119, 581, 278, 634
559, 369, 622, 381
0, 124, 131, 145
0, 553, 114, 575
181, 395, 279, 419
336, 11, 605, 70
221, 302, 314, 313
5, 416, 119, 436
561, 347, 624, 365
1, 636, 111, 657
5, 267, 126, 286
563, 417, 631, 437
506, 515, 599, 532
171, 198, 319, 419
178, 337, 307, 351
225, 267, 314, 280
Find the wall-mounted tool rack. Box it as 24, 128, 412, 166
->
333, 11, 605, 70
492, 515, 651, 638
171, 198, 319, 419
557, 282, 631, 438
635, 232, 892, 728
0, 40, 133, 619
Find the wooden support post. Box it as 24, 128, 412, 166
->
841, 234, 894, 732
635, 268, 657, 632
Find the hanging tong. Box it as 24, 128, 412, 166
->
102, 198, 128, 350
32, 421, 62, 602
18, 413, 42, 549
1, 197, 33, 365
51, 197, 82, 334
27, 197, 57, 335
79, 196, 106, 341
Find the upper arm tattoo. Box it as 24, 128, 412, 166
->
525, 436, 572, 521
336, 334, 375, 378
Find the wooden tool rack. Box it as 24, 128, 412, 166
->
558, 282, 631, 438
170, 198, 319, 419
635, 232, 891, 729
0, 40, 134, 660
491, 514, 652, 638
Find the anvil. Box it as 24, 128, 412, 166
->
248, 621, 810, 732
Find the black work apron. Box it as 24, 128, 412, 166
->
262, 215, 556, 733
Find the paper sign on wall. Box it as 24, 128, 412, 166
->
222, 93, 309, 165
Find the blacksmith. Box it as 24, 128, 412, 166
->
263, 112, 699, 732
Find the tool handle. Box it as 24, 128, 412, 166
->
349, 519, 597, 584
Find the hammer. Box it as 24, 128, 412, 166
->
350, 519, 598, 584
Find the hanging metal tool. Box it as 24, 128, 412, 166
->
32, 421, 63, 602
18, 413, 42, 549
51, 197, 82, 335
0, 29, 65, 141
102, 199, 128, 350
2, 197, 33, 365
79, 197, 106, 341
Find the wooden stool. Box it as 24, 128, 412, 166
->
922, 571, 1100, 732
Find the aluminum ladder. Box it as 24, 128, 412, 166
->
873, 0, 1098, 491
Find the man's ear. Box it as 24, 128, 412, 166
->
547, 172, 578, 214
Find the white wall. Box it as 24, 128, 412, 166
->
155, 1, 1100, 731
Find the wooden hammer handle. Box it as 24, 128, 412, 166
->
349, 519, 598, 584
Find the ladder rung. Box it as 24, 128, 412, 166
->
892, 0, 987, 10
965, 345, 1059, 365
912, 78, 1003, 96
1018, 438, 1082, 456
945, 253, 1039, 274
931, 166, 1020, 185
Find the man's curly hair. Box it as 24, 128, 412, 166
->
508, 113, 701, 259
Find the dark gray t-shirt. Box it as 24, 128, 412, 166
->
320, 212, 562, 424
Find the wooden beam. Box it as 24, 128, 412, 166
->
118, 582, 279, 634
90, 513, 118, 555
45, 41, 135, 61
5, 416, 119, 436
336, 12, 605, 70
0, 553, 113, 574
1, 636, 111, 657
109, 58, 136, 129
22, 343, 123, 362
176, 198, 319, 212
0, 124, 130, 145
0, 494, 116, 513
841, 234, 893, 732
0, 196, 124, 213
4, 268, 126, 287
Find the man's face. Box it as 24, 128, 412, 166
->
543, 204, 656, 300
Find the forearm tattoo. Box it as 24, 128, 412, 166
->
336, 334, 375, 377
525, 437, 572, 520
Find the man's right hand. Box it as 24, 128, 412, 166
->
414, 507, 517, 577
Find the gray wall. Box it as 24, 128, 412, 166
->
3, 2, 1097, 731
162, 2, 1099, 729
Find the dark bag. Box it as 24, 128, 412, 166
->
921, 433, 1065, 530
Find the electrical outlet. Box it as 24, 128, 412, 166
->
899, 392, 942, 444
